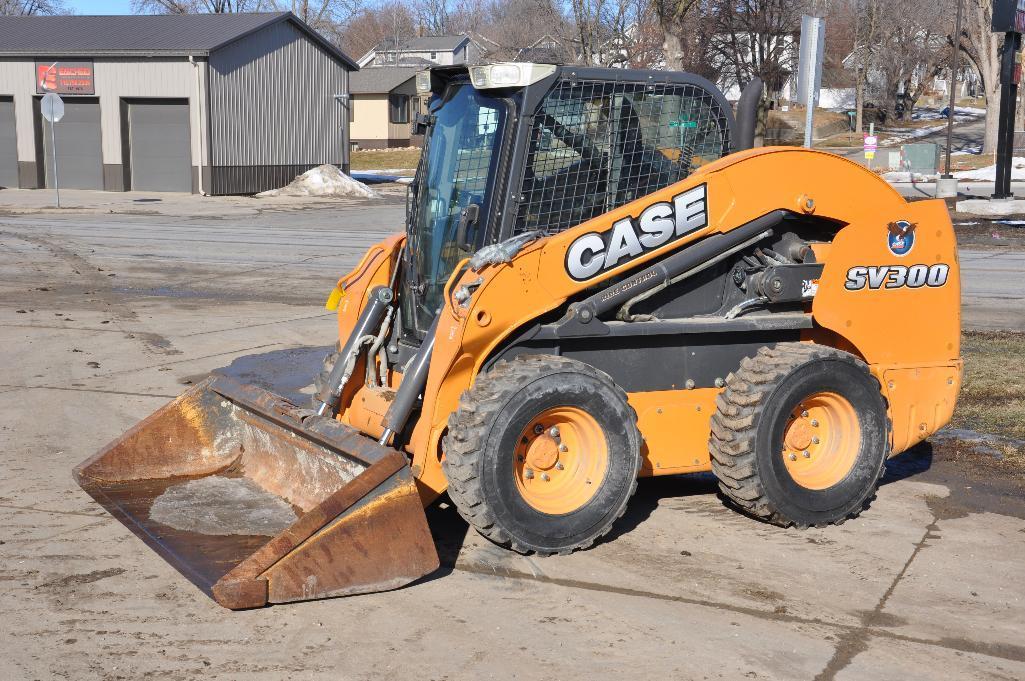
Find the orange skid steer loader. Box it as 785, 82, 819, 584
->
75, 64, 961, 609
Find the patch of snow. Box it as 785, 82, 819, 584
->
257, 165, 379, 199
955, 198, 1025, 216
954, 158, 1025, 181
882, 171, 935, 182
880, 124, 947, 146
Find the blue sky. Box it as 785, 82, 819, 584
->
66, 0, 135, 14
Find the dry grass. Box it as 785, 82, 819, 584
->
953, 330, 1025, 441
948, 153, 996, 172
350, 149, 421, 172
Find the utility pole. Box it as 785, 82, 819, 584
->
943, 0, 964, 176
990, 0, 1025, 199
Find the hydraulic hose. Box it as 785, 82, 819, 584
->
314, 285, 393, 416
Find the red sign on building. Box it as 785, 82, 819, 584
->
35, 60, 95, 95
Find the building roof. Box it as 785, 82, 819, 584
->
0, 12, 358, 68
349, 66, 419, 94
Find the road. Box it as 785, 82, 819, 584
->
1, 203, 1024, 680
840, 112, 987, 160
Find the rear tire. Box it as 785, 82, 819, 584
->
709, 344, 889, 527
443, 355, 641, 555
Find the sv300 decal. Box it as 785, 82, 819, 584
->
565, 184, 708, 281
845, 263, 949, 290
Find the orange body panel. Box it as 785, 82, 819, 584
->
331, 148, 961, 502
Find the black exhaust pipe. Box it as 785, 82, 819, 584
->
734, 77, 763, 152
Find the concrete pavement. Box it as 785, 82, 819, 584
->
1, 200, 1024, 680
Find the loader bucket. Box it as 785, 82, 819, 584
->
73, 375, 439, 609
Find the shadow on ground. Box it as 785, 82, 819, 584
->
212, 345, 330, 405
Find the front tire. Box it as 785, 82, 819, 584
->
443, 355, 641, 555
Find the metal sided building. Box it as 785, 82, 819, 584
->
0, 12, 357, 195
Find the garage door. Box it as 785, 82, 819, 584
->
128, 100, 191, 192
0, 96, 18, 188
42, 97, 103, 190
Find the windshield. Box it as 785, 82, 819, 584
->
403, 83, 506, 337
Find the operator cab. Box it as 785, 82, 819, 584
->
400, 62, 737, 342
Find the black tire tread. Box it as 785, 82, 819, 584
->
708, 343, 890, 528
442, 354, 641, 556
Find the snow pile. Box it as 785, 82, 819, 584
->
954, 158, 1025, 181
257, 165, 379, 199
882, 170, 935, 183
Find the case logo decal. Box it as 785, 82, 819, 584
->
565, 184, 708, 281
887, 220, 917, 256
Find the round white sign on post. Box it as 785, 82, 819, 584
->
41, 92, 64, 123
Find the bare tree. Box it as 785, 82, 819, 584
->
651, 0, 702, 70
289, 0, 363, 33
871, 0, 954, 120
132, 0, 272, 13
709, 0, 804, 143
845, 0, 884, 133
960, 0, 1001, 153
332, 1, 416, 60
411, 0, 448, 33
1, 0, 67, 13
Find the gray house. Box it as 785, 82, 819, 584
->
0, 12, 357, 195
357, 35, 485, 68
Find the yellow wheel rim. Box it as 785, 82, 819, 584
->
781, 392, 860, 490
513, 406, 609, 515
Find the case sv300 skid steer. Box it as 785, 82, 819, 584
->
75, 63, 961, 608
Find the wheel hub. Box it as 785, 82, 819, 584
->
784, 419, 814, 451
781, 392, 861, 490
525, 436, 560, 470
514, 406, 609, 515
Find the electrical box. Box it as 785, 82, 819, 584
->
900, 143, 940, 174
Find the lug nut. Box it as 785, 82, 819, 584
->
548, 426, 560, 438
812, 436, 820, 445
555, 462, 565, 470
524, 469, 534, 479
802, 450, 811, 458
559, 444, 568, 452
541, 472, 550, 481
801, 410, 809, 418
811, 419, 819, 427
534, 424, 544, 435
788, 453, 797, 461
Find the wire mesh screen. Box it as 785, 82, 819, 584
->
514, 78, 731, 235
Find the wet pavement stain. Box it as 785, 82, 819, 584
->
36, 568, 126, 590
